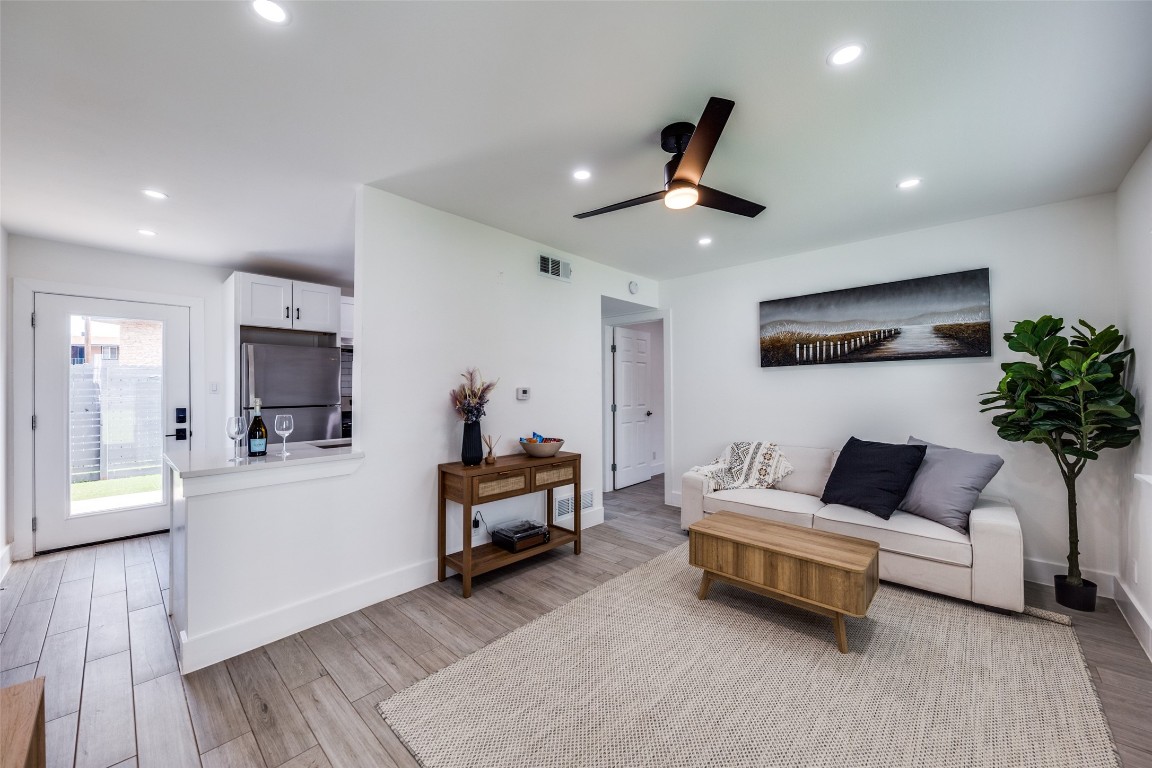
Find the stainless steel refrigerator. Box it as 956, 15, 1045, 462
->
241, 343, 342, 442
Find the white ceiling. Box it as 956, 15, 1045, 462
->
4, 2, 1152, 287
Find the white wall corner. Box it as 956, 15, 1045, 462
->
0, 544, 11, 584
1115, 578, 1152, 662
668, 489, 682, 508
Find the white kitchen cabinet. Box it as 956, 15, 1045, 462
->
234, 272, 341, 333
291, 280, 342, 333
237, 272, 294, 329
340, 296, 354, 344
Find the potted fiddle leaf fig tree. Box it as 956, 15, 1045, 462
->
980, 316, 1140, 611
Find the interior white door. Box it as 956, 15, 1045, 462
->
613, 326, 653, 489
33, 293, 191, 552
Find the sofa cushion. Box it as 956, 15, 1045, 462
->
820, 437, 926, 519
773, 446, 837, 496
899, 437, 1004, 534
703, 488, 823, 527
814, 504, 972, 566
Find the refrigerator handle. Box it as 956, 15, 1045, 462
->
246, 345, 256, 408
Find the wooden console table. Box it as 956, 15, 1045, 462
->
438, 451, 581, 597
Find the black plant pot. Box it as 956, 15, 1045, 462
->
461, 420, 483, 466
1054, 574, 1097, 612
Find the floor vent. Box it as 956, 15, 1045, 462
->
555, 490, 594, 518
538, 254, 572, 283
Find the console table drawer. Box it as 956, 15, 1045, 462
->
472, 469, 529, 502
532, 461, 577, 491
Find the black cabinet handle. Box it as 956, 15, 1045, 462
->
296, 308, 301, 320
285, 306, 290, 319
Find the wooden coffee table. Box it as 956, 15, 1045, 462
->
689, 511, 879, 653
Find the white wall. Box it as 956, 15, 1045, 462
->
354, 187, 656, 557
662, 195, 1124, 591
5, 235, 230, 556
1, 229, 10, 579
1116, 137, 1152, 657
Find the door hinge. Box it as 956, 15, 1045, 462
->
32, 414, 37, 430
32, 517, 37, 532
611, 463, 617, 472
31, 312, 36, 328
610, 404, 616, 413
611, 344, 616, 353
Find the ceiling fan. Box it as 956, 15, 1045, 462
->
574, 96, 765, 220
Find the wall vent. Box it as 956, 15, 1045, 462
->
538, 254, 572, 283
555, 490, 594, 518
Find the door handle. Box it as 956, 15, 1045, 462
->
165, 428, 188, 440
646, 410, 653, 417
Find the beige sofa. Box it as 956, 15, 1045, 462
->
681, 445, 1024, 612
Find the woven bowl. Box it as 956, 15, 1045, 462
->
519, 439, 564, 458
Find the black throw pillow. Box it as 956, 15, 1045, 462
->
820, 437, 927, 519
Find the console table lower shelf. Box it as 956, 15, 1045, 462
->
443, 524, 578, 578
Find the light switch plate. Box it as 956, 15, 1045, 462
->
516, 387, 530, 401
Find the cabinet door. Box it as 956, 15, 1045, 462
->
238, 273, 293, 329
292, 281, 342, 333
339, 297, 355, 343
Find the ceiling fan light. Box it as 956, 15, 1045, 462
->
664, 182, 698, 210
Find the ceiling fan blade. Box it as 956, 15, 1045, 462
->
673, 97, 734, 186
696, 185, 766, 218
573, 191, 665, 219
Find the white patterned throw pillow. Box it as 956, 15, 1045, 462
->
733, 442, 794, 489
691, 442, 793, 491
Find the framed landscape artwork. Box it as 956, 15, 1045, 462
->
759, 268, 991, 368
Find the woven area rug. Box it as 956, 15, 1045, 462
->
378, 543, 1117, 768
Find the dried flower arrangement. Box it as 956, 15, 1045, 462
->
450, 368, 497, 424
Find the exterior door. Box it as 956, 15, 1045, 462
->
613, 326, 653, 489
33, 293, 190, 551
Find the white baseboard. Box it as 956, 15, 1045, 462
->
1114, 578, 1152, 663
179, 556, 438, 674
0, 544, 11, 584
650, 462, 665, 475
1023, 557, 1116, 599
581, 505, 604, 528
668, 490, 682, 507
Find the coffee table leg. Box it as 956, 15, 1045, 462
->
833, 613, 848, 653
697, 572, 712, 600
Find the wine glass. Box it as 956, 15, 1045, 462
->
274, 414, 294, 456
225, 416, 246, 463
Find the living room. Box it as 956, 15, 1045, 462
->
2, 3, 1151, 768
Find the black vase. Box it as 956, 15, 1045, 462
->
1054, 574, 1097, 612
461, 420, 483, 466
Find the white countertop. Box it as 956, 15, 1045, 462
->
165, 439, 364, 479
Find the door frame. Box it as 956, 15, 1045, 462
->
11, 278, 206, 560
601, 308, 673, 504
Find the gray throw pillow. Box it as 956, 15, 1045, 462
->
899, 437, 1004, 534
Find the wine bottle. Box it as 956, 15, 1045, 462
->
248, 398, 268, 456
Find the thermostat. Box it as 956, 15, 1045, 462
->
517, 387, 530, 401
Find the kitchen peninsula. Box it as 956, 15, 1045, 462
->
165, 440, 364, 672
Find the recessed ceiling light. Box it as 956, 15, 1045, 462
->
698, 237, 713, 246
897, 178, 922, 190
828, 44, 864, 67
573, 169, 591, 181
142, 189, 168, 200
137, 229, 157, 237
252, 0, 288, 24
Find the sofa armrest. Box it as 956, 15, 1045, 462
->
681, 471, 708, 530
969, 497, 1024, 612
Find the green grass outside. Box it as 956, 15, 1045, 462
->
71, 474, 161, 501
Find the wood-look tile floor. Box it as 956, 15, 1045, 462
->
1, 475, 1149, 767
